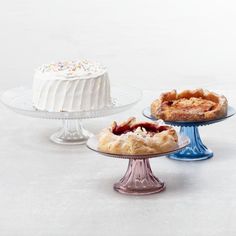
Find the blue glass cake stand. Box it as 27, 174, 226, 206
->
143, 106, 235, 161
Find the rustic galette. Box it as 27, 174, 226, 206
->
98, 117, 178, 155
151, 89, 227, 122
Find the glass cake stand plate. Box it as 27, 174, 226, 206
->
87, 135, 190, 195
143, 106, 236, 161
0, 86, 142, 145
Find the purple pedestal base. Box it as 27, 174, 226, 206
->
114, 159, 165, 195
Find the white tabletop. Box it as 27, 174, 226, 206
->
1, 0, 236, 234
0, 89, 236, 236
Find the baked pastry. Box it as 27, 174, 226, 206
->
98, 117, 178, 155
151, 89, 228, 121
32, 59, 112, 112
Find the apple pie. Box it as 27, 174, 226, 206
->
151, 89, 228, 122
98, 117, 178, 155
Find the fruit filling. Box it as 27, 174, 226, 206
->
112, 121, 169, 136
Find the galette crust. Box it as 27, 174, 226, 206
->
151, 89, 228, 121
98, 117, 178, 155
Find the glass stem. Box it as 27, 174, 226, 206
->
168, 126, 213, 160
50, 119, 93, 145
113, 158, 165, 195
62, 120, 84, 139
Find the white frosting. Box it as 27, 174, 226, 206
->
32, 60, 112, 112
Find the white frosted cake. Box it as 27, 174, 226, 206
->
32, 60, 112, 112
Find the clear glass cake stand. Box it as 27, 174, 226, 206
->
87, 135, 190, 195
143, 106, 236, 161
0, 86, 142, 145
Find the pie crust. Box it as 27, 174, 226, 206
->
98, 117, 178, 155
151, 89, 228, 122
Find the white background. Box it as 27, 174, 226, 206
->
1, 0, 236, 90
1, 1, 236, 236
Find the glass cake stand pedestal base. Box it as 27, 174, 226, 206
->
50, 120, 93, 145
168, 126, 213, 161
113, 158, 165, 195
87, 135, 189, 196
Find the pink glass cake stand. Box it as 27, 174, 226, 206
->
0, 86, 142, 145
87, 135, 190, 195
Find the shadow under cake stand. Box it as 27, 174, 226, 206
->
143, 106, 235, 161
0, 86, 142, 145
87, 135, 190, 195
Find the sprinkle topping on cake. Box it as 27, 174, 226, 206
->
37, 59, 106, 77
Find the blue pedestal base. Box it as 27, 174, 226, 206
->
168, 126, 213, 161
